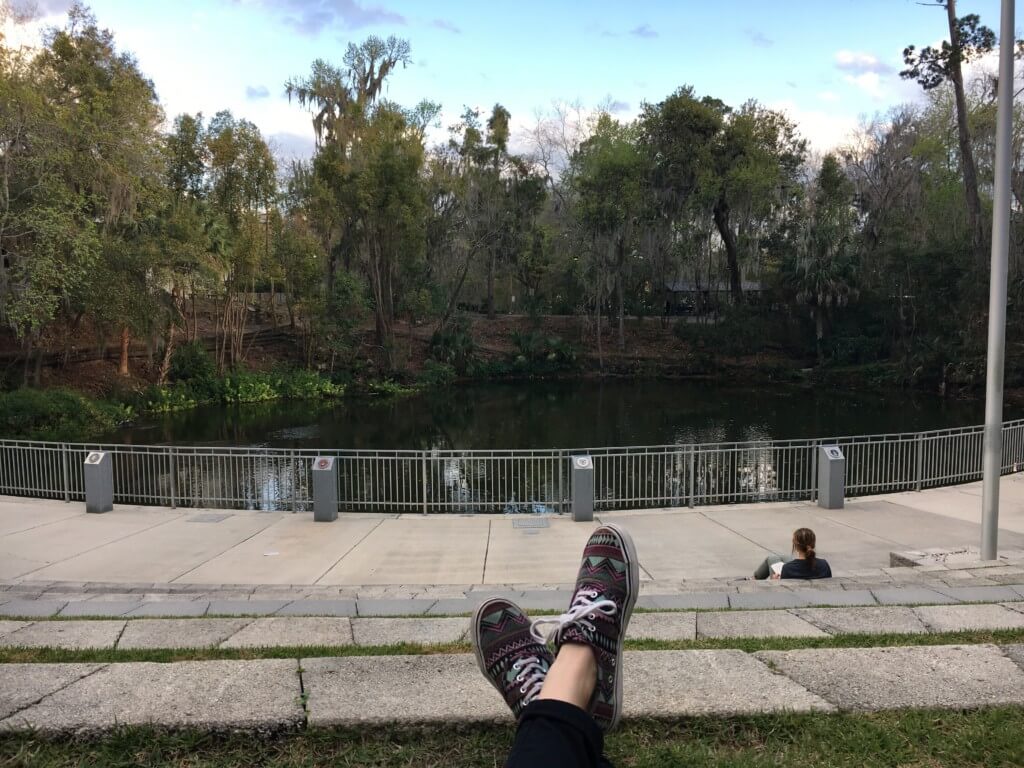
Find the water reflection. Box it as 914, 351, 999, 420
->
81, 380, 1012, 512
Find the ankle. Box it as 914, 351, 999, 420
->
537, 642, 597, 709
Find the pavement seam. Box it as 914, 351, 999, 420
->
214, 618, 257, 648
998, 644, 1024, 674
909, 607, 939, 632
312, 518, 385, 585
808, 506, 907, 548
112, 620, 129, 650
695, 511, 774, 554
168, 515, 283, 584
13, 513, 187, 582
296, 658, 309, 730
1, 662, 109, 724
784, 608, 835, 636
480, 520, 491, 583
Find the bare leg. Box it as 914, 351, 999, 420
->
537, 643, 597, 710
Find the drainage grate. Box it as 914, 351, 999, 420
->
187, 513, 231, 523
512, 518, 550, 529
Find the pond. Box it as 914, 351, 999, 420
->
106, 379, 1009, 450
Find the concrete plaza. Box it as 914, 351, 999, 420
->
2, 474, 1024, 587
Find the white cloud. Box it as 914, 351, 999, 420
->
834, 49, 892, 75
817, 91, 840, 103
769, 99, 859, 152
843, 71, 886, 100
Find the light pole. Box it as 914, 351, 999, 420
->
980, 0, 1015, 561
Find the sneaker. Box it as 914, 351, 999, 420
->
472, 597, 554, 720
530, 523, 639, 731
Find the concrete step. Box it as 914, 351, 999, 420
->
3, 643, 1024, 733
3, 580, 1024, 619
1, 603, 1023, 651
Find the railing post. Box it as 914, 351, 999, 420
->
811, 441, 819, 502
688, 446, 696, 508
168, 446, 177, 508
61, 443, 70, 502
289, 449, 297, 513
914, 432, 924, 491
421, 451, 428, 515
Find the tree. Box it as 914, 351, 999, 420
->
571, 114, 651, 352
710, 102, 806, 304
793, 155, 858, 364
902, 1, 996, 266
0, 3, 163, 382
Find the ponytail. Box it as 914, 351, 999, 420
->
793, 528, 817, 568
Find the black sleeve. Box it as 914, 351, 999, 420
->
820, 560, 832, 578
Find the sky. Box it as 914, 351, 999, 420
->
3, 0, 1016, 162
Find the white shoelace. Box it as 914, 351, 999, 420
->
529, 588, 617, 645
511, 655, 548, 704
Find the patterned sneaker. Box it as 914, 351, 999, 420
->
530, 523, 639, 731
472, 597, 554, 720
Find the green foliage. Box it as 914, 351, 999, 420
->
673, 307, 796, 358
169, 342, 217, 383
0, 388, 131, 441
144, 384, 200, 413
428, 316, 477, 374
364, 380, 417, 397
509, 331, 579, 373
417, 360, 456, 388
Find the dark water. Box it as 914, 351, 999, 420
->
106, 380, 1008, 449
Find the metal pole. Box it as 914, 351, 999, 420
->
981, 0, 1015, 561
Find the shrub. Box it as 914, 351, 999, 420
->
418, 360, 456, 388
0, 388, 131, 441
169, 341, 216, 383
510, 331, 579, 373
221, 371, 278, 403
429, 316, 476, 374
277, 368, 345, 399
144, 384, 199, 413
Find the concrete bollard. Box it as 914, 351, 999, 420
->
817, 445, 845, 509
312, 456, 338, 522
570, 454, 594, 522
83, 451, 113, 514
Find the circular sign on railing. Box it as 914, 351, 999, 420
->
317, 458, 330, 469
86, 452, 104, 464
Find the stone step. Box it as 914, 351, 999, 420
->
2, 582, 1024, 619
1, 603, 1023, 651
3, 643, 1024, 733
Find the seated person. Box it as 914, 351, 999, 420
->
753, 527, 832, 580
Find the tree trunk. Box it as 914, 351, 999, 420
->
22, 337, 32, 387
157, 321, 176, 386
615, 237, 626, 352
486, 248, 496, 320
118, 326, 130, 376
32, 345, 43, 387
713, 196, 744, 304
946, 0, 985, 265
815, 311, 825, 366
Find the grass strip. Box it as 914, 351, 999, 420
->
1, 628, 1023, 664
2, 708, 1023, 767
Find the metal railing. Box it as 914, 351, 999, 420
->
1, 419, 1022, 513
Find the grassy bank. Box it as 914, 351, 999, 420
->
3, 708, 1022, 767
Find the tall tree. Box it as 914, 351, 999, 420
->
902, 1, 996, 266
571, 114, 651, 352
793, 155, 858, 364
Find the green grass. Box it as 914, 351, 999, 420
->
2, 709, 1023, 767
1, 628, 1023, 664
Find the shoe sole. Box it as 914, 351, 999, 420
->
471, 597, 514, 704
601, 522, 639, 732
